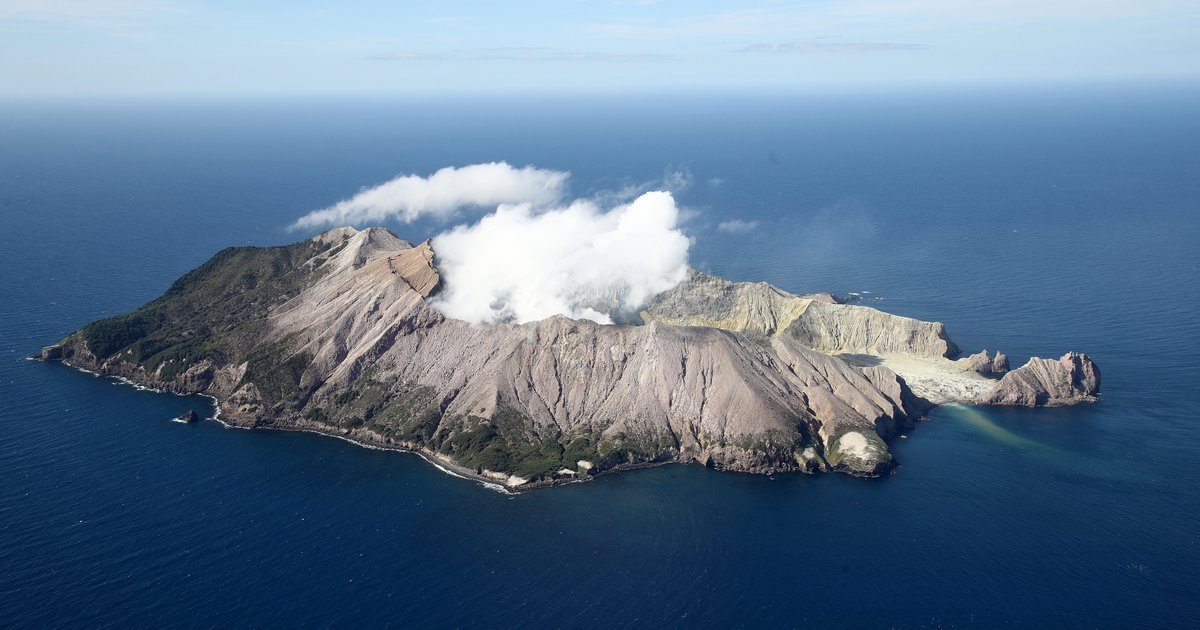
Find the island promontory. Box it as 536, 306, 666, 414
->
38, 227, 1099, 489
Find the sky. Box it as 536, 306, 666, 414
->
1, 0, 1198, 96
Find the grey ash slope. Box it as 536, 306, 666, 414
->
40, 227, 1100, 489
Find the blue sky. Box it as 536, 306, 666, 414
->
2, 0, 1197, 96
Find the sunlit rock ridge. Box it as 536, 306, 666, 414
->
39, 227, 1100, 490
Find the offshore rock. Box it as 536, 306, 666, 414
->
955, 349, 1009, 375
956, 350, 995, 374
992, 352, 1010, 374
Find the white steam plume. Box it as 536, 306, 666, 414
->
431, 191, 690, 325
292, 162, 569, 230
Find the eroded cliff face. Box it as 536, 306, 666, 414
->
39, 227, 1099, 489
984, 352, 1100, 406
642, 269, 1096, 408
643, 269, 959, 357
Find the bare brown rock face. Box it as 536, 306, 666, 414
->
954, 350, 1009, 376
956, 350, 995, 374
992, 352, 1010, 374
643, 269, 959, 359
984, 352, 1101, 406
37, 227, 1100, 489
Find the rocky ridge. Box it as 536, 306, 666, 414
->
984, 352, 1101, 406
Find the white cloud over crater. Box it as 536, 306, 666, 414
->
431, 191, 690, 325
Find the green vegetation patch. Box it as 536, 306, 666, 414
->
305, 379, 443, 439
240, 336, 313, 406
74, 239, 333, 390
595, 427, 680, 466
422, 411, 601, 479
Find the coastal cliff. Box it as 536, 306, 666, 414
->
39, 227, 1100, 489
985, 352, 1100, 406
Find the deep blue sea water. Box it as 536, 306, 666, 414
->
2, 85, 1198, 628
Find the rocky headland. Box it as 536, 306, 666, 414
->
38, 227, 1100, 490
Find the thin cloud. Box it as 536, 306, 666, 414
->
735, 41, 926, 54
425, 15, 474, 25
363, 52, 443, 61
0, 0, 180, 33
365, 47, 670, 63
467, 46, 555, 59
593, 1, 1194, 40
593, 9, 779, 38
541, 51, 672, 62
0, 0, 164, 22
588, 166, 692, 207
291, 162, 570, 231
717, 219, 760, 234
837, 0, 1195, 26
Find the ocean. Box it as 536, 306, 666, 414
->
2, 84, 1198, 627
